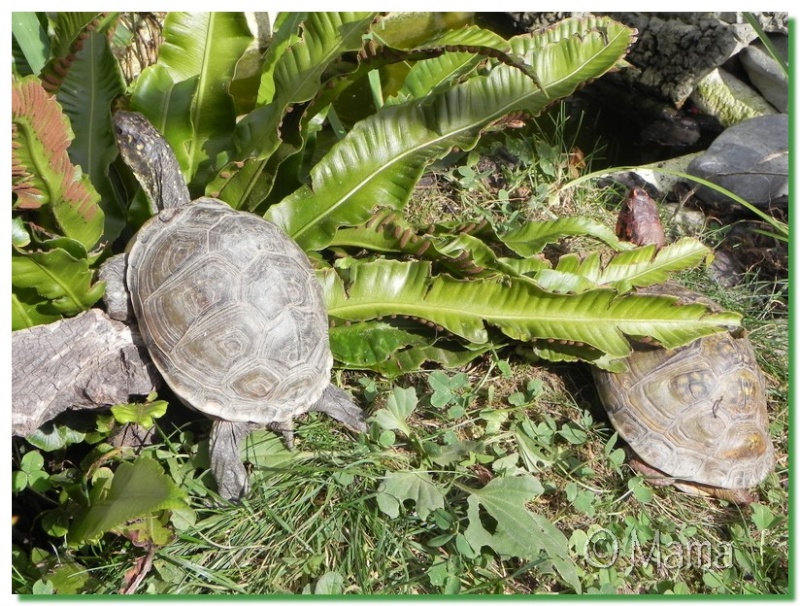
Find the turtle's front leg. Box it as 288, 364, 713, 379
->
98, 253, 133, 322
268, 420, 296, 450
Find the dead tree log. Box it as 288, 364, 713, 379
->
12, 309, 160, 436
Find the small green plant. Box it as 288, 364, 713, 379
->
366, 374, 582, 592
428, 370, 472, 414
110, 392, 169, 429
11, 395, 195, 593
12, 451, 51, 493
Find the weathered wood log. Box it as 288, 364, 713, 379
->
12, 309, 160, 436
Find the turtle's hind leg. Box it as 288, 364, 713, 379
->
209, 420, 252, 502
310, 385, 367, 433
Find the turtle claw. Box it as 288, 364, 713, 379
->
311, 385, 367, 433
278, 426, 296, 450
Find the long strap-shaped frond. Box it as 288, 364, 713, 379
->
320, 259, 740, 359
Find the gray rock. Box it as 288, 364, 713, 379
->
690, 67, 777, 127
687, 114, 788, 210
740, 35, 789, 112
603, 13, 756, 106
746, 12, 789, 34
668, 12, 787, 34
708, 248, 744, 288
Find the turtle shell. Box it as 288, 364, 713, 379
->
127, 198, 332, 425
593, 285, 774, 490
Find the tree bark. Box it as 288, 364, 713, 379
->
12, 309, 160, 436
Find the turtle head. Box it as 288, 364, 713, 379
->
113, 110, 191, 213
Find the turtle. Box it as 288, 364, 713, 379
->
592, 187, 774, 503
102, 111, 366, 501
